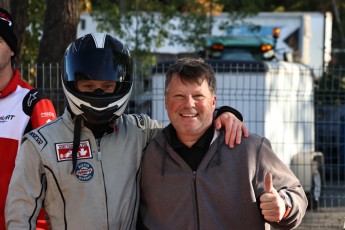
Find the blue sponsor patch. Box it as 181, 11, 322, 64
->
74, 162, 94, 182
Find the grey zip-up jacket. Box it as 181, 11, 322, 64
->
5, 109, 162, 230
140, 127, 308, 230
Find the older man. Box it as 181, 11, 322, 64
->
139, 57, 308, 230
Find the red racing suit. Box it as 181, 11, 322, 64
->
0, 69, 56, 230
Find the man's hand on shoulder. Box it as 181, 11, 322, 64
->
214, 112, 249, 148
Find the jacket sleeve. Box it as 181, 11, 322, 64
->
5, 138, 46, 230
256, 137, 308, 229
215, 106, 243, 121
23, 89, 57, 130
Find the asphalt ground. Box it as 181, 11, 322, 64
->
298, 207, 345, 230
297, 183, 345, 230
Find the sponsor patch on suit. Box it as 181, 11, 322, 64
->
74, 162, 94, 182
55, 140, 92, 162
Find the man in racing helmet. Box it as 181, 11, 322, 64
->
63, 33, 134, 136
5, 33, 248, 229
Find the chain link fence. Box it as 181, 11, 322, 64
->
17, 61, 345, 229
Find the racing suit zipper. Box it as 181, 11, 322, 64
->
193, 171, 200, 230
96, 138, 109, 230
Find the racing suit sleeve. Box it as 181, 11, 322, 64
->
5, 139, 46, 230
131, 114, 164, 144
23, 89, 57, 131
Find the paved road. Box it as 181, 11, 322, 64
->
298, 182, 345, 230
298, 207, 345, 230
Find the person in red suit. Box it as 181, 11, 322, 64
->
0, 7, 56, 230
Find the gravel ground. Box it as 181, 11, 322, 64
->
297, 207, 345, 230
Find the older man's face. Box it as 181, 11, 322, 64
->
165, 74, 216, 141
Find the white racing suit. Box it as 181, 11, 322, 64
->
5, 109, 162, 230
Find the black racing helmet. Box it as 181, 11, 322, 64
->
62, 33, 133, 125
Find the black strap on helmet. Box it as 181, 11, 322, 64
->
71, 115, 82, 174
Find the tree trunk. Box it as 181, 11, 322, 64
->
36, 0, 80, 114
10, 0, 29, 65
0, 0, 10, 10
37, 0, 80, 65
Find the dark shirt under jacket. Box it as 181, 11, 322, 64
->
165, 123, 214, 171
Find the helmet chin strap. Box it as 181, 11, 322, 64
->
69, 112, 116, 174
84, 119, 114, 139
71, 115, 82, 174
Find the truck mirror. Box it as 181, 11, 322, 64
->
272, 27, 280, 39
283, 52, 293, 62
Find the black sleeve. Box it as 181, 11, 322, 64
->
22, 88, 44, 116
22, 89, 43, 134
215, 106, 243, 122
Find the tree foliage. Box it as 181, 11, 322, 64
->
5, 0, 345, 68
9, 0, 80, 66
11, 0, 45, 65
89, 0, 267, 56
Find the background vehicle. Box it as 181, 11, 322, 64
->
200, 27, 282, 62
204, 12, 332, 72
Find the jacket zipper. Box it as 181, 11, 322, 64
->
193, 171, 200, 230
96, 138, 109, 230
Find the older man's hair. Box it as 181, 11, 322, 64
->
164, 57, 216, 95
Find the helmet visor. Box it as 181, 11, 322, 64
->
65, 48, 132, 83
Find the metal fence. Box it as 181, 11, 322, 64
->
17, 61, 345, 229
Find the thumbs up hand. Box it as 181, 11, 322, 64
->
260, 172, 286, 222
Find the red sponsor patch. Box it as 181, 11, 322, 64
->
40, 111, 56, 118
55, 140, 92, 162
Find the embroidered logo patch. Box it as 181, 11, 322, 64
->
132, 114, 145, 129
74, 162, 94, 182
40, 111, 56, 118
56, 140, 92, 162
29, 132, 44, 145
27, 91, 38, 107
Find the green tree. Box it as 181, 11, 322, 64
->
90, 0, 267, 57
9, 0, 80, 66
8, 0, 345, 68
88, 0, 267, 97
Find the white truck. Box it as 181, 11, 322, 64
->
208, 12, 333, 71
150, 60, 324, 209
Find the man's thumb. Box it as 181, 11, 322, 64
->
265, 172, 273, 193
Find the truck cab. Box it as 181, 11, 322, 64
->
201, 27, 282, 62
